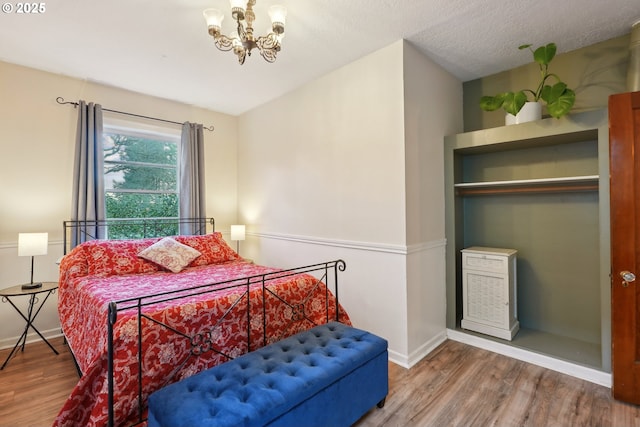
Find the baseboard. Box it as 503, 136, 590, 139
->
388, 331, 447, 369
0, 327, 63, 351
447, 328, 611, 388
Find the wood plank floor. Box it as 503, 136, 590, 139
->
0, 337, 78, 427
2, 336, 640, 426
355, 340, 640, 427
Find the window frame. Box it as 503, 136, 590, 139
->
102, 119, 182, 223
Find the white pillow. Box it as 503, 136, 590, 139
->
138, 237, 202, 273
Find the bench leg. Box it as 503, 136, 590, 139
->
377, 397, 386, 408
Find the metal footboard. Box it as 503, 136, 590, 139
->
106, 259, 346, 427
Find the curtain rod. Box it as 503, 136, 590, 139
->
56, 97, 214, 131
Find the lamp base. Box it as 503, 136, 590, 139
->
21, 282, 42, 290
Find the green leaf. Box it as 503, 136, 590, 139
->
540, 82, 567, 104
502, 91, 527, 116
533, 43, 556, 66
546, 88, 575, 119
479, 94, 507, 112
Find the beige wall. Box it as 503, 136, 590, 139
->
238, 42, 410, 358
403, 41, 463, 360
0, 60, 239, 346
237, 40, 463, 365
1, 32, 628, 365
403, 41, 463, 245
0, 42, 463, 365
238, 43, 407, 245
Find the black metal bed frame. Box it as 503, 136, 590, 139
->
106, 259, 346, 427
62, 217, 215, 254
59, 218, 346, 427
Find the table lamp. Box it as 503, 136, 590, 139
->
230, 225, 245, 255
18, 232, 48, 290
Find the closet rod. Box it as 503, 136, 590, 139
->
56, 97, 214, 131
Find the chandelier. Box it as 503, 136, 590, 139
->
203, 1, 287, 65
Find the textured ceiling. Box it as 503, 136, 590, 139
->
1, 0, 639, 115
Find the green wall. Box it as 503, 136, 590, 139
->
463, 35, 631, 132
444, 110, 610, 370
461, 141, 601, 344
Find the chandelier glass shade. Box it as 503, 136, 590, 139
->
203, 1, 287, 65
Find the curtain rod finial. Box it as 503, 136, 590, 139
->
56, 97, 78, 107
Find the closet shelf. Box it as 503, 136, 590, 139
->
455, 175, 599, 196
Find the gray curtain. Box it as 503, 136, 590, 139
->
180, 122, 206, 235
71, 101, 105, 245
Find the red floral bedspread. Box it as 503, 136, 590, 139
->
54, 240, 348, 427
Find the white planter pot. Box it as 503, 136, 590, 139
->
505, 101, 542, 125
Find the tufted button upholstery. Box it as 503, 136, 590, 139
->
148, 322, 388, 427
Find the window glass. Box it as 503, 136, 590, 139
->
103, 122, 180, 239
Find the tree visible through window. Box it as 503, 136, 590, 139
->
103, 126, 180, 238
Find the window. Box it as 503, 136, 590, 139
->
103, 123, 181, 238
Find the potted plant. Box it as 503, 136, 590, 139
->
479, 43, 576, 121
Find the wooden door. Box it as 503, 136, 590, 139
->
610, 91, 640, 403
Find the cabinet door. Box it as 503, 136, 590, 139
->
463, 270, 509, 328
610, 91, 640, 404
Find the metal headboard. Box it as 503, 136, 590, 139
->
63, 217, 215, 254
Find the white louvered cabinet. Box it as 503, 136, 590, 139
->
461, 247, 519, 340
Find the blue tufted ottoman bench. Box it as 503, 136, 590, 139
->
147, 321, 388, 427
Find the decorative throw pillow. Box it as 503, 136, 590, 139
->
175, 232, 240, 267
138, 237, 202, 273
83, 238, 162, 277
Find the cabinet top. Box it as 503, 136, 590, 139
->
462, 246, 517, 256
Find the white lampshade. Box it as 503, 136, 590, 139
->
268, 5, 286, 26
203, 8, 224, 28
230, 225, 246, 241
229, 0, 246, 11
18, 233, 48, 257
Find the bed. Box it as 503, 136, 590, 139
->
53, 218, 349, 427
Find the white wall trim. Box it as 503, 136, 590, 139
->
253, 231, 408, 254
406, 239, 447, 254
388, 331, 447, 369
0, 327, 63, 351
447, 329, 612, 387
0, 235, 448, 256
253, 231, 447, 256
